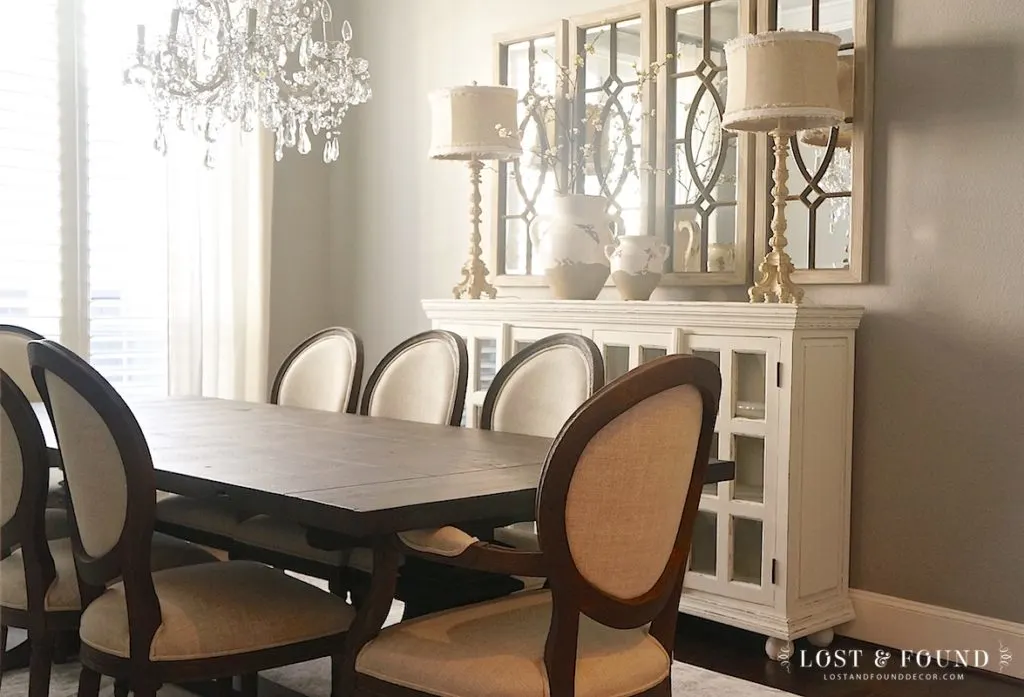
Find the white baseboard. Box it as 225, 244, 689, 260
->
838, 589, 1024, 680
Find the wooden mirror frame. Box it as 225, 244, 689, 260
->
753, 0, 874, 284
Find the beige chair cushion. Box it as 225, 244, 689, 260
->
156, 494, 248, 537
276, 334, 358, 412
234, 515, 349, 566
43, 373, 128, 559
367, 340, 459, 425
565, 385, 702, 600
0, 534, 215, 612
490, 345, 594, 438
494, 521, 539, 552
0, 331, 40, 401
0, 408, 23, 526
80, 561, 355, 661
356, 590, 669, 697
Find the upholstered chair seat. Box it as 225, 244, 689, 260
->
356, 590, 669, 697
0, 534, 215, 613
233, 515, 350, 566
155, 493, 249, 543
492, 521, 540, 552
79, 561, 354, 661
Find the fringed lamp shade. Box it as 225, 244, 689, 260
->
801, 54, 855, 148
428, 85, 522, 161
722, 31, 843, 134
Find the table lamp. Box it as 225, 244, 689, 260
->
428, 84, 523, 299
723, 31, 843, 304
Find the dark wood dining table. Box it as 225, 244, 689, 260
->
16, 396, 735, 681
35, 396, 735, 538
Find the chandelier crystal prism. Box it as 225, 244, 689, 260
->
124, 0, 371, 166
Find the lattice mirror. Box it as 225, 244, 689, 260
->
568, 3, 652, 237
756, 0, 873, 283
655, 0, 755, 285
495, 25, 565, 277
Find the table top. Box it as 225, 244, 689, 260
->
36, 397, 734, 537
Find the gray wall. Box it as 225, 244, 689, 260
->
268, 153, 335, 378
325, 0, 1024, 622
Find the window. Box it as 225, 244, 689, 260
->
0, 0, 173, 397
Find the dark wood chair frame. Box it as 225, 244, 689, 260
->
159, 327, 366, 559
358, 330, 469, 425
28, 340, 352, 697
341, 354, 722, 697
0, 371, 80, 697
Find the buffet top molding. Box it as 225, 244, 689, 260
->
421, 300, 865, 331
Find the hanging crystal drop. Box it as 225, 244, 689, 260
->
299, 34, 310, 69
297, 124, 311, 154
204, 148, 217, 168
342, 20, 353, 41
285, 116, 297, 147
153, 127, 167, 155
242, 104, 257, 132
322, 140, 332, 163
275, 129, 285, 161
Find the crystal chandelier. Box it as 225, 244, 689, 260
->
124, 0, 371, 166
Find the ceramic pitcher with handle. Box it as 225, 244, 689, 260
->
530, 194, 621, 300
605, 235, 670, 301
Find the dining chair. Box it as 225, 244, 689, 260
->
232, 329, 468, 594
347, 353, 721, 697
0, 371, 219, 696
483, 334, 605, 555
0, 324, 44, 401
27, 339, 357, 697
0, 324, 67, 509
156, 327, 365, 554
359, 329, 469, 425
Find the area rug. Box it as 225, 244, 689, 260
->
2, 659, 793, 697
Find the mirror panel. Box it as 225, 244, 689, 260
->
497, 31, 561, 276
759, 0, 872, 282
657, 0, 752, 284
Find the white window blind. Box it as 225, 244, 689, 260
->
0, 1, 63, 340
83, 0, 170, 398
0, 0, 172, 398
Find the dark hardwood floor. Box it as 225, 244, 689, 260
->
673, 613, 1024, 696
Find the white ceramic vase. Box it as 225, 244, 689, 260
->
605, 235, 669, 301
530, 194, 620, 300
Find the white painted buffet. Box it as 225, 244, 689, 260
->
423, 299, 864, 659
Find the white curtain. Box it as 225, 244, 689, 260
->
166, 128, 273, 402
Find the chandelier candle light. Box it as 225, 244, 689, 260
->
125, 0, 371, 166
722, 31, 843, 304
429, 85, 522, 300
